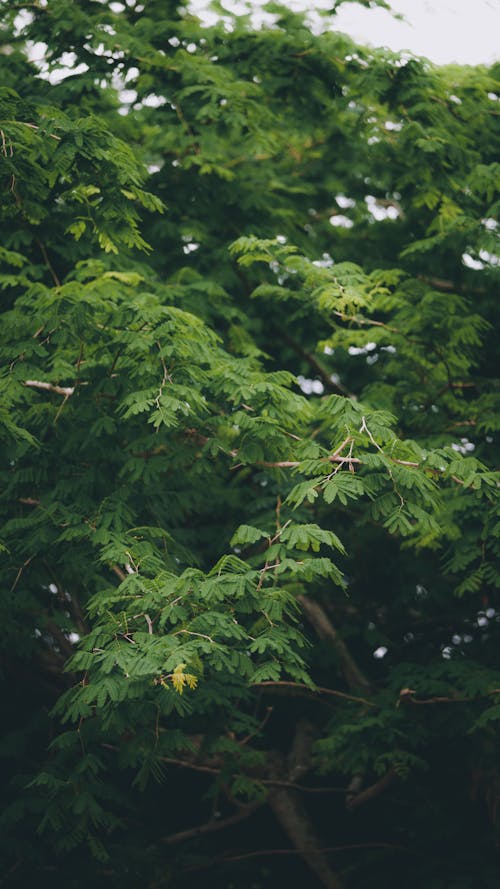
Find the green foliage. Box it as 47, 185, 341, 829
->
0, 2, 499, 888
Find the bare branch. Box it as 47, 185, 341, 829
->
256, 679, 375, 707
187, 841, 410, 870
162, 801, 263, 846
24, 380, 75, 397
298, 596, 373, 694
346, 768, 397, 811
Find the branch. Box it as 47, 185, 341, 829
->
159, 755, 348, 794
110, 563, 127, 582
161, 801, 262, 846
24, 380, 75, 397
160, 756, 220, 776
346, 768, 397, 811
398, 688, 500, 706
255, 680, 374, 707
44, 619, 75, 660
268, 781, 346, 889
288, 718, 316, 782
36, 239, 61, 287
297, 596, 373, 694
187, 841, 410, 870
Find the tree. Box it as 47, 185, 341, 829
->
0, 1, 499, 887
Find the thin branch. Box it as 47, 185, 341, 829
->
160, 757, 220, 776
239, 706, 274, 746
159, 756, 348, 794
255, 680, 375, 707
265, 780, 347, 794
399, 688, 500, 706
10, 555, 34, 592
161, 802, 262, 845
187, 841, 410, 869
9, 121, 61, 141
36, 239, 61, 287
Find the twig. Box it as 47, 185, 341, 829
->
159, 756, 348, 794
173, 629, 215, 643
239, 706, 274, 746
160, 757, 220, 776
10, 555, 34, 592
399, 688, 500, 706
186, 841, 410, 869
9, 121, 61, 141
255, 680, 375, 707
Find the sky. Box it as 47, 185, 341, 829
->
332, 0, 500, 66
193, 0, 500, 66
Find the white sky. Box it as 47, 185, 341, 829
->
193, 0, 500, 66
332, 0, 500, 66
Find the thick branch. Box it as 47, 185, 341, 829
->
24, 380, 74, 397
268, 785, 345, 889
45, 619, 75, 660
297, 596, 372, 694
288, 718, 316, 783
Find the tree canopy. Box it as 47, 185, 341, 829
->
1, 2, 499, 887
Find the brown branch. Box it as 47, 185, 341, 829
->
417, 274, 456, 292
160, 756, 221, 776
255, 680, 375, 707
162, 801, 263, 846
159, 755, 347, 794
297, 596, 373, 694
247, 450, 473, 488
265, 780, 347, 794
45, 619, 76, 660
110, 563, 127, 582
239, 706, 274, 746
268, 782, 346, 889
399, 688, 500, 706
36, 239, 61, 287
288, 718, 316, 783
13, 121, 61, 140
10, 555, 34, 592
188, 841, 410, 870
346, 768, 398, 811
68, 592, 89, 636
